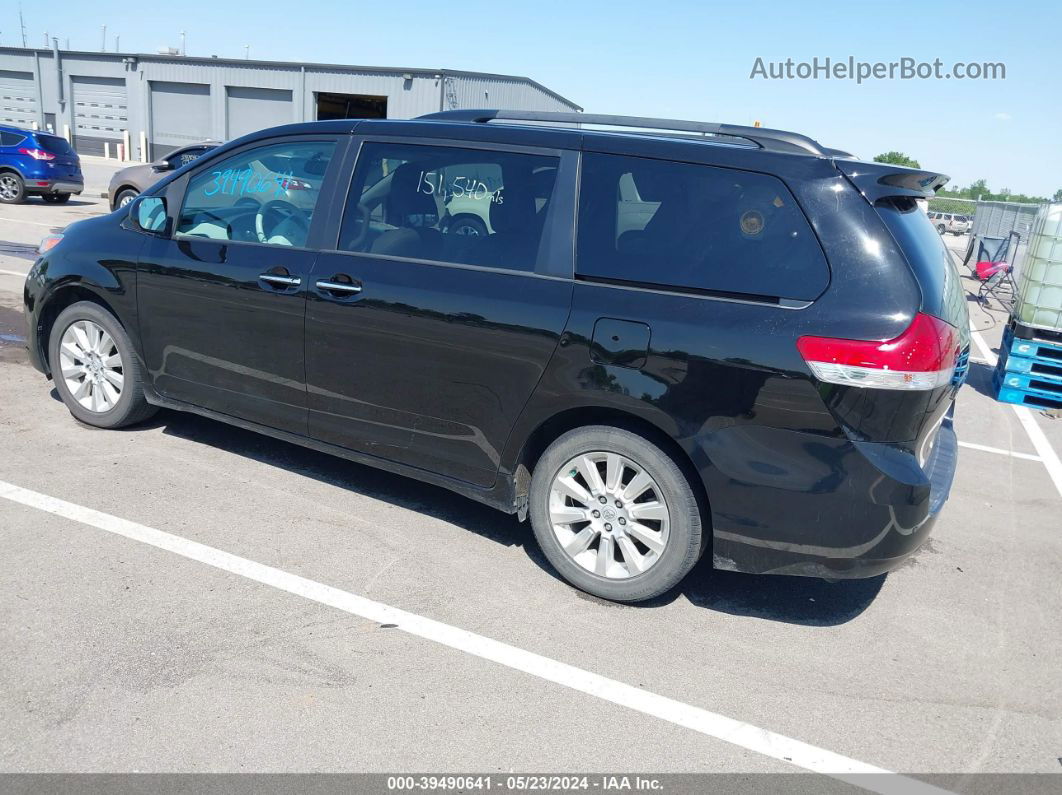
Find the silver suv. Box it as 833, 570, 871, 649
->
927, 212, 970, 235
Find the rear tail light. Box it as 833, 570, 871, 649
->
279, 177, 311, 191
19, 148, 56, 161
797, 313, 960, 390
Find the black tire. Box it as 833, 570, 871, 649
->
42, 193, 71, 204
447, 215, 488, 237
936, 224, 945, 234
114, 188, 139, 211
48, 301, 157, 429
529, 425, 704, 603
0, 171, 25, 204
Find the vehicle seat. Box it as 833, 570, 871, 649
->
371, 164, 442, 259
475, 184, 540, 269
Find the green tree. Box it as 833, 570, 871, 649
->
1053, 189, 1062, 202
873, 151, 921, 169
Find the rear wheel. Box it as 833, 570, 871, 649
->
936, 224, 945, 234
42, 193, 71, 204
529, 425, 704, 602
48, 302, 157, 429
0, 172, 25, 204
448, 215, 488, 237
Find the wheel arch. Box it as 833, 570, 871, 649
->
445, 212, 489, 233
511, 405, 710, 534
36, 283, 124, 376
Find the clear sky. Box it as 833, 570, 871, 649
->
5, 0, 1058, 197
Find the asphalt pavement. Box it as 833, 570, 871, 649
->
0, 183, 1060, 786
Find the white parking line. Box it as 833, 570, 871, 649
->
957, 441, 1042, 462
968, 325, 1062, 499
0, 216, 59, 228
0, 268, 29, 277
0, 478, 948, 795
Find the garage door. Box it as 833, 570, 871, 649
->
0, 70, 37, 129
226, 86, 292, 139
150, 81, 211, 160
72, 76, 128, 155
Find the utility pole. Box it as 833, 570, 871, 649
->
115, 35, 119, 52
179, 30, 186, 56
19, 4, 27, 47
244, 44, 250, 59
100, 25, 106, 52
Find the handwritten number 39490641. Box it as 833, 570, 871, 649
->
203, 169, 298, 199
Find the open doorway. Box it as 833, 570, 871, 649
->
315, 92, 388, 120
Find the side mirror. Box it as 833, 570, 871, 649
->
130, 196, 170, 236
151, 160, 174, 173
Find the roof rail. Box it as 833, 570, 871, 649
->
416, 109, 830, 156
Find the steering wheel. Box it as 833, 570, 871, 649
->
255, 199, 310, 244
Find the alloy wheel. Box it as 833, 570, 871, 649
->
0, 174, 20, 201
58, 320, 124, 413
548, 451, 671, 579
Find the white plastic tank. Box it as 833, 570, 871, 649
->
1015, 202, 1062, 332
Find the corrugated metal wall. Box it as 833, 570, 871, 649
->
0, 47, 579, 162
972, 199, 1041, 240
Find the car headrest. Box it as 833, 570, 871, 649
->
489, 186, 537, 234
387, 164, 439, 227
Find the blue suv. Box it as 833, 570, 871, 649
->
0, 124, 84, 204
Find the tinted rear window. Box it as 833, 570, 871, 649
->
877, 198, 968, 334
0, 131, 26, 147
37, 134, 75, 156
576, 152, 829, 301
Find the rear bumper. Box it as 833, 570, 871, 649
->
24, 178, 83, 195
703, 417, 957, 579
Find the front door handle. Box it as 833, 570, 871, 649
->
316, 277, 363, 296
259, 273, 301, 288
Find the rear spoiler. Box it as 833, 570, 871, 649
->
835, 160, 949, 202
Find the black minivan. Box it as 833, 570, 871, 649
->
23, 110, 968, 602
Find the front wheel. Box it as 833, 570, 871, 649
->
115, 188, 138, 210
42, 193, 71, 204
529, 425, 704, 603
937, 224, 946, 234
48, 302, 158, 429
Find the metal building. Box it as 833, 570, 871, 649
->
0, 46, 580, 161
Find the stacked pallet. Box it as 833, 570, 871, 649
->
994, 326, 1062, 411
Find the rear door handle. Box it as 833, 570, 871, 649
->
315, 278, 363, 296
259, 273, 301, 288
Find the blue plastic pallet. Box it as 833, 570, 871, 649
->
998, 346, 1062, 379
996, 370, 1062, 394
993, 372, 1062, 411
1003, 328, 1062, 362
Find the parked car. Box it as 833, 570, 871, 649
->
24, 110, 969, 603
0, 124, 83, 204
108, 142, 219, 210
927, 211, 970, 235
